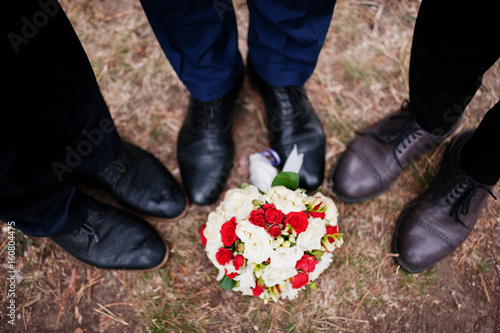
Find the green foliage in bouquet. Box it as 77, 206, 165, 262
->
271, 171, 300, 190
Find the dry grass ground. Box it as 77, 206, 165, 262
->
1, 0, 499, 332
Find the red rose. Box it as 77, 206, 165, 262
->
291, 272, 309, 289
225, 269, 238, 279
262, 203, 275, 210
200, 224, 207, 247
308, 203, 326, 219
285, 211, 309, 234
220, 217, 238, 247
249, 208, 266, 228
265, 207, 285, 224
216, 248, 234, 266
308, 211, 326, 219
295, 254, 319, 273
267, 224, 282, 238
326, 225, 338, 235
253, 283, 264, 297
232, 254, 245, 270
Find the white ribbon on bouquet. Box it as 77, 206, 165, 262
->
249, 144, 304, 192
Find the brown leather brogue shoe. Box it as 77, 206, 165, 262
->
330, 102, 454, 203
393, 130, 497, 273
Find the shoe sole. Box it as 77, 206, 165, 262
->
53, 238, 170, 272
139, 237, 170, 272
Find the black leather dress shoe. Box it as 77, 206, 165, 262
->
84, 142, 187, 221
248, 66, 325, 190
50, 195, 168, 271
393, 130, 497, 273
177, 75, 244, 205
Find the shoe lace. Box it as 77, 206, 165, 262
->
359, 101, 423, 153
285, 86, 307, 103
192, 98, 224, 131
283, 86, 308, 119
81, 222, 99, 243
98, 156, 126, 185
445, 175, 497, 217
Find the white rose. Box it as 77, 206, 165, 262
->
309, 252, 333, 281
263, 186, 306, 214
236, 220, 274, 264
233, 263, 257, 296
224, 263, 240, 276
216, 267, 226, 281
296, 218, 327, 252
269, 246, 304, 269
203, 209, 225, 252
279, 281, 300, 300
315, 192, 338, 226
221, 185, 263, 220
261, 265, 297, 287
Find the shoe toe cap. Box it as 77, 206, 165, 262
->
396, 238, 441, 272
142, 178, 188, 219
118, 230, 168, 270
298, 140, 326, 190
111, 142, 188, 220
331, 149, 381, 202
52, 201, 169, 271
103, 212, 169, 270
180, 155, 233, 205
273, 138, 325, 190
394, 210, 454, 273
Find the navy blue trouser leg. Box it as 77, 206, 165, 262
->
139, 0, 244, 102
247, 0, 336, 88
140, 0, 336, 100
1, 0, 120, 236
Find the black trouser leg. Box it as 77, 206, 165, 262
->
409, 0, 500, 135
460, 102, 500, 185
1, 0, 120, 236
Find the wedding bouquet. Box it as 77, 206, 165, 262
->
200, 171, 343, 302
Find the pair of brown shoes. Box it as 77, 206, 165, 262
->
330, 103, 497, 273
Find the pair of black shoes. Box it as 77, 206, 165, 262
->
178, 66, 326, 205
50, 142, 187, 271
